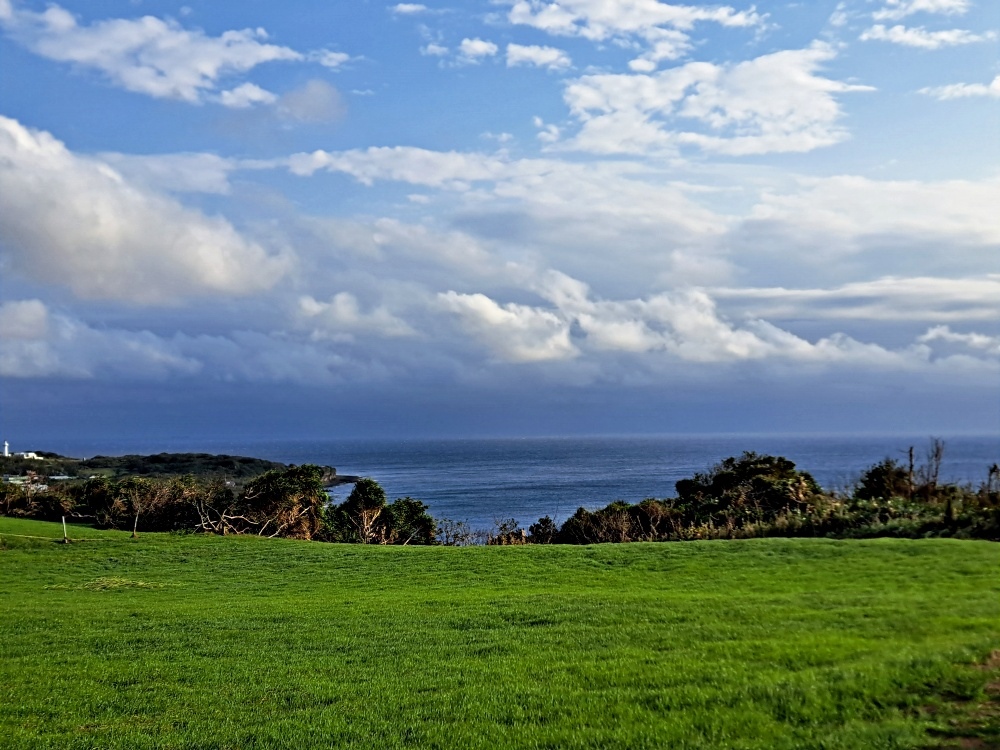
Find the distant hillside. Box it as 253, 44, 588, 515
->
0, 452, 349, 485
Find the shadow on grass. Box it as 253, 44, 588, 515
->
924, 651, 1000, 749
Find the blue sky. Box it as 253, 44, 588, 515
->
0, 0, 998, 443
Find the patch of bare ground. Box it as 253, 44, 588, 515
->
924, 651, 1000, 749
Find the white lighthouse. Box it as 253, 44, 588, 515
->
3, 441, 7, 458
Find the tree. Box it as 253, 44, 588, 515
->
117, 476, 155, 538
855, 458, 910, 501
674, 452, 821, 525
340, 478, 387, 543
191, 464, 326, 539
385, 497, 436, 545
528, 515, 558, 544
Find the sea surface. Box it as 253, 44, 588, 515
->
44, 434, 1000, 529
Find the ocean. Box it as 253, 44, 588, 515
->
45, 433, 1000, 530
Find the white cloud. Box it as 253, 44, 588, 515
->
918, 325, 1000, 354
828, 3, 850, 27
712, 276, 1000, 323
0, 3, 301, 105
438, 291, 578, 362
507, 0, 763, 39
277, 79, 346, 123
311, 50, 351, 68
563, 42, 873, 156
745, 175, 1000, 246
627, 27, 694, 70
0, 116, 288, 304
506, 43, 572, 70
0, 299, 370, 383
390, 3, 429, 14
421, 43, 448, 56
533, 117, 562, 143
920, 75, 1000, 99
458, 37, 498, 63
860, 23, 995, 48
436, 273, 990, 372
218, 82, 277, 108
287, 146, 506, 187
872, 0, 970, 22
299, 293, 416, 339
0, 299, 201, 378
507, 0, 762, 71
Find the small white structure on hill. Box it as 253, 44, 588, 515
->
3, 441, 7, 457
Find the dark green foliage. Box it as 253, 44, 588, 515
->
0, 451, 340, 483
222, 464, 328, 539
674, 451, 821, 524
855, 458, 911, 500
385, 497, 436, 545
528, 515, 558, 543
535, 448, 1000, 544
82, 452, 292, 479
0, 469, 438, 544
343, 477, 387, 513
320, 480, 437, 544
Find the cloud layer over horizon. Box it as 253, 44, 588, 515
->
0, 0, 997, 438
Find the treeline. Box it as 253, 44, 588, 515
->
0, 467, 434, 544
0, 451, 336, 483
525, 448, 1000, 544
2, 443, 998, 544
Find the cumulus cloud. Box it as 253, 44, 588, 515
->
218, 82, 278, 108
287, 146, 506, 186
0, 2, 301, 105
859, 24, 994, 48
920, 75, 1000, 99
507, 0, 763, 71
0, 116, 288, 304
0, 298, 375, 384
458, 37, 498, 63
390, 3, 429, 14
0, 299, 201, 378
436, 273, 991, 373
507, 0, 762, 39
872, 0, 970, 21
299, 293, 416, 339
918, 326, 1000, 355
562, 42, 873, 156
311, 50, 351, 68
439, 290, 577, 362
506, 43, 572, 70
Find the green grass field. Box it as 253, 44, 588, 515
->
1, 517, 997, 749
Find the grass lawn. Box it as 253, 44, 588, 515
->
1, 517, 997, 749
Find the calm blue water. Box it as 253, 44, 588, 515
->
45, 434, 1000, 529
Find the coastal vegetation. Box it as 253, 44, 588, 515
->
0, 517, 997, 749
528, 447, 1000, 545
2, 441, 998, 544
0, 451, 309, 481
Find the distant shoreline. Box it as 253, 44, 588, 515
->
0, 450, 359, 488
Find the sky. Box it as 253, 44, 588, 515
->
0, 0, 998, 444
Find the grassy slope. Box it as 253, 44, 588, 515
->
0, 518, 997, 750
